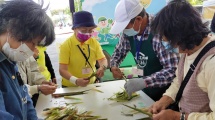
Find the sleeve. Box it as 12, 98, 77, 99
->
44, 51, 56, 79
163, 68, 180, 101
0, 91, 14, 120
211, 13, 215, 33
25, 84, 38, 98
145, 34, 180, 87
25, 85, 37, 120
187, 56, 215, 120
28, 57, 46, 85
110, 34, 131, 67
95, 40, 105, 60
59, 40, 71, 64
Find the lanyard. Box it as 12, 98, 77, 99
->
77, 45, 94, 72
134, 34, 144, 60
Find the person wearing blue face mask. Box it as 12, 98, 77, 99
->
0, 0, 55, 119
59, 11, 108, 87
109, 0, 180, 101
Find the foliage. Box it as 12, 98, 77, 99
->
188, 0, 203, 5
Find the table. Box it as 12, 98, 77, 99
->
36, 80, 154, 120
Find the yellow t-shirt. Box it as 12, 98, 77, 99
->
59, 35, 105, 87
36, 46, 51, 81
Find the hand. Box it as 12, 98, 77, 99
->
111, 67, 124, 79
124, 78, 146, 97
76, 78, 90, 87
38, 84, 57, 95
152, 109, 180, 120
149, 96, 173, 114
42, 81, 55, 86
52, 78, 57, 84
96, 67, 105, 78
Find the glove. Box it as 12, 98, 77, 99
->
124, 78, 147, 97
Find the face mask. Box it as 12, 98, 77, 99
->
162, 41, 179, 53
77, 31, 91, 42
2, 34, 34, 61
123, 19, 141, 36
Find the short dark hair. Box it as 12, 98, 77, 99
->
151, 0, 210, 50
0, 0, 55, 46
130, 8, 146, 23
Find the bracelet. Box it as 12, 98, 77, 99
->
180, 112, 185, 120
69, 76, 78, 85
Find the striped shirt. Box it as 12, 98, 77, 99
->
110, 15, 180, 87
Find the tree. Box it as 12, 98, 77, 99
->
188, 0, 203, 5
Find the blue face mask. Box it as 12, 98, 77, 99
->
123, 20, 140, 36
123, 28, 139, 36
162, 41, 179, 53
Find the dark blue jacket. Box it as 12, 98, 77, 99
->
0, 51, 37, 120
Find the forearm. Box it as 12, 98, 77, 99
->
59, 69, 73, 80
98, 58, 107, 69
145, 67, 177, 87
110, 36, 130, 68
159, 95, 174, 108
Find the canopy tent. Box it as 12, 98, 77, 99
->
202, 0, 215, 20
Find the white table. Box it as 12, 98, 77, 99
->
36, 80, 154, 120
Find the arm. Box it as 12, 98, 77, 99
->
25, 84, 38, 98
110, 34, 131, 68
145, 34, 180, 87
44, 51, 56, 79
211, 13, 215, 33
59, 64, 73, 80
0, 91, 14, 120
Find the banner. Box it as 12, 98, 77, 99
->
78, 0, 166, 45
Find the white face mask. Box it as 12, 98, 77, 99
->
2, 34, 34, 62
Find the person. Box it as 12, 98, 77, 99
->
59, 11, 107, 87
17, 55, 57, 107
211, 13, 215, 33
0, 0, 55, 119
149, 0, 215, 120
109, 0, 179, 101
35, 46, 57, 84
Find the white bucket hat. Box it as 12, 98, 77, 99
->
110, 0, 144, 34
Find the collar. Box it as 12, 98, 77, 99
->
0, 51, 15, 64
0, 51, 7, 62
72, 34, 91, 46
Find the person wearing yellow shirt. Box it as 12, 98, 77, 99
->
59, 11, 107, 87
35, 46, 56, 83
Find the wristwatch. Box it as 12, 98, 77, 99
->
180, 112, 185, 120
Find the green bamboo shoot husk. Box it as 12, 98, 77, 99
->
123, 104, 152, 118
108, 89, 139, 102
43, 106, 101, 120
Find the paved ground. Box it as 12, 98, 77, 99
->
46, 28, 73, 86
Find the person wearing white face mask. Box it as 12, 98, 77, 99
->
59, 11, 107, 87
0, 0, 55, 119
109, 0, 180, 101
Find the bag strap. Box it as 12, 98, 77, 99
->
175, 41, 215, 104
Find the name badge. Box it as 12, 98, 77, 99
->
82, 67, 91, 74
132, 67, 144, 76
